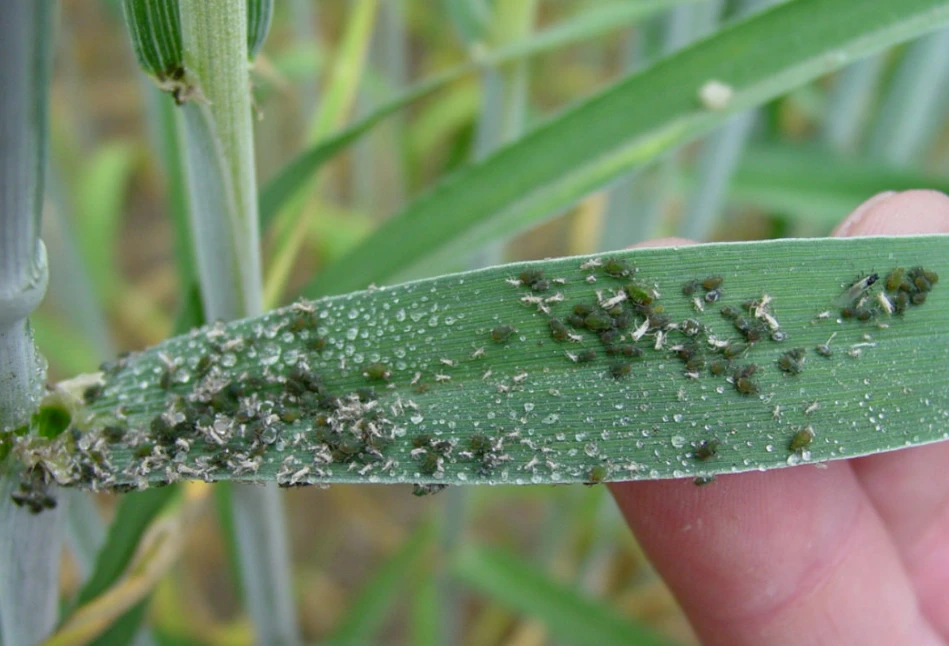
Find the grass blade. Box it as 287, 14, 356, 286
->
326, 521, 433, 646
866, 28, 949, 164
257, 0, 695, 231
16, 235, 949, 491
454, 545, 674, 646
303, 0, 949, 297
822, 56, 885, 153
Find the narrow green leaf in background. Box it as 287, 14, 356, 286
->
454, 545, 674, 646
302, 0, 949, 296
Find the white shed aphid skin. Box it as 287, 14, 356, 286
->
631, 318, 651, 342
698, 79, 734, 110
434, 374, 451, 382
481, 370, 493, 380
599, 290, 628, 310
692, 297, 705, 312
586, 275, 597, 284
471, 347, 485, 359
876, 291, 894, 315
804, 401, 820, 416
544, 292, 565, 304
579, 258, 602, 271
439, 358, 456, 367
505, 277, 522, 287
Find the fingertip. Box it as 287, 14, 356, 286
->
834, 190, 949, 237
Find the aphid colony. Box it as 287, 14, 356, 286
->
839, 266, 938, 321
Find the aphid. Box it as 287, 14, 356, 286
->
599, 329, 621, 345
159, 367, 175, 390
364, 362, 390, 381
911, 290, 928, 305
602, 257, 634, 278
885, 267, 905, 292
680, 319, 702, 337
709, 359, 730, 376
685, 357, 706, 373
412, 483, 449, 497
836, 272, 878, 306
693, 475, 716, 486
469, 434, 492, 454
307, 336, 326, 352
609, 361, 632, 379
788, 426, 815, 452
722, 342, 748, 359
734, 365, 759, 395
491, 325, 515, 343
83, 383, 104, 404
777, 348, 806, 375
893, 291, 910, 315
519, 269, 545, 289
566, 314, 586, 329
611, 312, 632, 329
418, 451, 440, 476
816, 334, 837, 357
625, 282, 654, 305
576, 349, 597, 363
584, 312, 613, 331
720, 305, 740, 319
549, 318, 571, 342
682, 279, 701, 296
573, 303, 594, 317
102, 425, 126, 444
615, 344, 643, 358
195, 354, 214, 376
704, 289, 722, 304
702, 276, 724, 291
586, 464, 609, 484
694, 439, 719, 461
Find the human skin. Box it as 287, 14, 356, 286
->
609, 190, 949, 645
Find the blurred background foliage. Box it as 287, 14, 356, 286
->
40, 1, 949, 643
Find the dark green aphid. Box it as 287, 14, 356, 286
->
134, 444, 154, 459
694, 439, 719, 461
709, 360, 730, 376
584, 313, 613, 331
855, 307, 875, 321
412, 433, 433, 449
615, 344, 643, 358
549, 318, 571, 342
680, 318, 703, 337
566, 314, 586, 329
519, 269, 545, 288
693, 475, 716, 486
648, 313, 671, 329
609, 362, 632, 379
418, 451, 440, 476
576, 349, 597, 363
911, 292, 927, 305
913, 275, 932, 293
288, 311, 316, 333
602, 257, 634, 278
195, 354, 214, 376
364, 362, 390, 381
491, 325, 515, 343
682, 279, 701, 296
159, 367, 175, 390
599, 330, 620, 345
280, 409, 302, 423
702, 276, 724, 291
894, 291, 910, 315
612, 313, 632, 329
469, 434, 492, 454
307, 336, 326, 352
586, 464, 609, 484
722, 342, 748, 359
83, 383, 104, 404
573, 303, 594, 317
685, 357, 706, 373
777, 348, 806, 375
625, 282, 654, 305
816, 344, 833, 358
885, 267, 905, 292
102, 426, 126, 444
675, 344, 698, 361
412, 484, 449, 496
720, 305, 740, 319
788, 426, 815, 452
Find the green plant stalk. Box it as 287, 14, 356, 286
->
0, 2, 62, 646
177, 2, 299, 644
867, 28, 949, 164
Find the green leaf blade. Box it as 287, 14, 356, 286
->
302, 0, 949, 297
22, 236, 949, 491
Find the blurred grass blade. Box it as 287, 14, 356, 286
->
326, 521, 433, 646
454, 545, 674, 646
72, 487, 179, 609
74, 141, 137, 302
706, 143, 949, 226
258, 0, 695, 231
64, 491, 106, 580
822, 57, 885, 153
303, 0, 949, 296
411, 574, 440, 646
866, 28, 949, 164
18, 235, 949, 491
